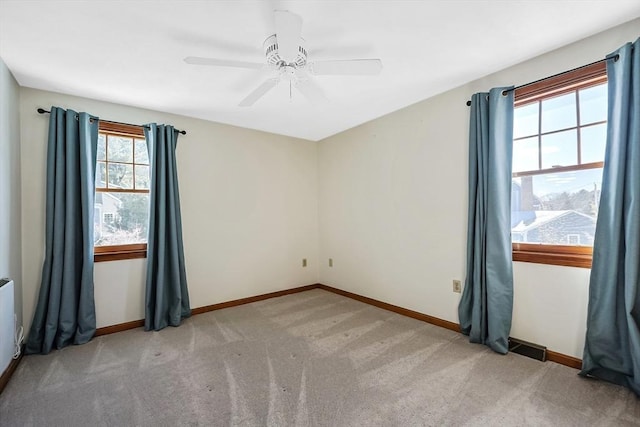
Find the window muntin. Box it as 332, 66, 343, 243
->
94, 122, 149, 262
511, 61, 607, 268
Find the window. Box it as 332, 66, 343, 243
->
511, 61, 607, 268
94, 122, 150, 262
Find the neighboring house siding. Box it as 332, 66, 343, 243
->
512, 210, 596, 245
94, 192, 122, 244
528, 212, 596, 246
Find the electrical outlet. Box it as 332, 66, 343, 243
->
329, 258, 333, 267
453, 280, 462, 293
302, 259, 307, 267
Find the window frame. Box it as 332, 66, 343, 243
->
511, 61, 607, 269
94, 121, 149, 262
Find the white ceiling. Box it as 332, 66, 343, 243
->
1, 1, 638, 141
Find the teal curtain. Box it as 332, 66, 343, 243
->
581, 39, 640, 395
144, 124, 191, 331
25, 107, 98, 355
458, 88, 515, 354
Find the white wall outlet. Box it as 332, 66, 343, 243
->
453, 280, 462, 293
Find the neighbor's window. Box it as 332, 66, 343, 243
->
511, 61, 607, 268
94, 122, 150, 262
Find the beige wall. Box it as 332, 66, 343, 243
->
317, 19, 639, 358
0, 57, 23, 331
20, 89, 319, 331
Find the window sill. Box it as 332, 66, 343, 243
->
512, 243, 592, 269
94, 244, 147, 262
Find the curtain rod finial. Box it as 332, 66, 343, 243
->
466, 100, 471, 106
37, 108, 50, 114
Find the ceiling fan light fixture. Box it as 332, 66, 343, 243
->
263, 34, 307, 68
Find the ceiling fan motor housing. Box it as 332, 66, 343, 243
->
264, 34, 307, 68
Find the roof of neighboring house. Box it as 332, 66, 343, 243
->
512, 210, 596, 233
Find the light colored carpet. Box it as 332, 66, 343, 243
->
1, 289, 639, 426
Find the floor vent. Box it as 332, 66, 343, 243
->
508, 337, 546, 362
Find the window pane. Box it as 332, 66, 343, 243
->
511, 168, 603, 246
96, 161, 106, 189
513, 137, 539, 173
108, 163, 133, 189
134, 139, 149, 165
581, 124, 607, 164
514, 103, 539, 139
579, 84, 607, 125
107, 136, 133, 162
135, 165, 150, 189
94, 192, 149, 246
97, 134, 106, 161
541, 93, 576, 133
541, 129, 577, 169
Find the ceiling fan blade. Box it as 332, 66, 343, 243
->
308, 59, 383, 76
295, 76, 326, 105
238, 78, 279, 107
274, 10, 303, 63
184, 56, 265, 70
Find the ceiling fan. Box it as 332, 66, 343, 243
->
184, 10, 383, 107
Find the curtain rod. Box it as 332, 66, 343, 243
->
36, 108, 187, 135
464, 55, 619, 106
